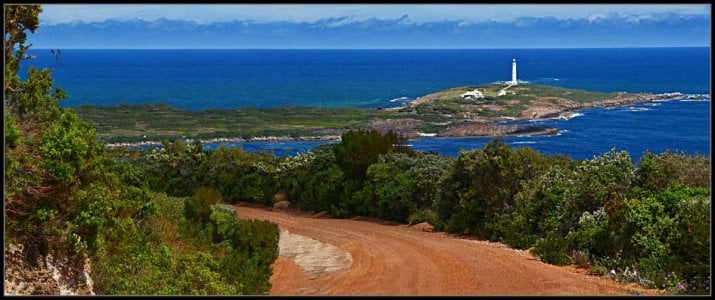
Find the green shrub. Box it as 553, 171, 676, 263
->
175, 252, 236, 295
185, 187, 223, 225
636, 151, 711, 191
367, 164, 415, 222
95, 191, 280, 295
607, 197, 678, 287
40, 110, 102, 183
202, 209, 279, 295
208, 209, 238, 243
572, 149, 635, 219
435, 139, 559, 238
4, 109, 21, 149
333, 129, 412, 182
275, 145, 340, 212
229, 219, 280, 267
670, 196, 710, 279
653, 185, 710, 216
674, 196, 710, 255
237, 172, 267, 203
496, 212, 537, 249
570, 250, 591, 268
143, 139, 204, 197
532, 233, 572, 266
588, 265, 608, 276
567, 208, 611, 258
616, 197, 674, 259
408, 208, 439, 225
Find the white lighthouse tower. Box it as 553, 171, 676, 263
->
511, 58, 517, 85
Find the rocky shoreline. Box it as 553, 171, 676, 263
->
105, 125, 560, 148
104, 92, 691, 149
436, 123, 559, 138
432, 92, 689, 138
105, 135, 342, 148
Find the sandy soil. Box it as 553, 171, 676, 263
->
235, 204, 662, 296
278, 230, 352, 279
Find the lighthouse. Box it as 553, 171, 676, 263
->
511, 58, 517, 85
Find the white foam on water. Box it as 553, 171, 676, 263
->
627, 107, 651, 112
561, 112, 584, 120
555, 129, 569, 136
684, 94, 710, 99
417, 132, 437, 137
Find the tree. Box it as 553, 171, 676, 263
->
4, 5, 152, 289
333, 129, 412, 182
4, 4, 41, 94
435, 139, 557, 237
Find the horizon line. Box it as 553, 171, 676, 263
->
30, 46, 712, 50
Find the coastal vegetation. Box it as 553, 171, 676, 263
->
401, 83, 615, 117
4, 4, 710, 296
75, 104, 442, 144
4, 5, 279, 295
73, 83, 680, 145
130, 132, 710, 295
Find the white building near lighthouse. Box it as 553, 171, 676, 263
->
511, 58, 517, 85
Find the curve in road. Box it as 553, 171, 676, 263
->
234, 203, 661, 296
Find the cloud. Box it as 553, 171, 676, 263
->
587, 13, 607, 23
27, 12, 711, 49
38, 4, 711, 25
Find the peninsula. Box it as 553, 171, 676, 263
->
73, 84, 686, 147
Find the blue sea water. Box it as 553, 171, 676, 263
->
21, 48, 710, 109
411, 99, 711, 161
19, 48, 711, 160
196, 99, 711, 162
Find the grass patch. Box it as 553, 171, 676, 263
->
75, 84, 641, 143
76, 104, 438, 143
412, 84, 627, 118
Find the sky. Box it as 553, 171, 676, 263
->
38, 4, 710, 24
23, 4, 712, 49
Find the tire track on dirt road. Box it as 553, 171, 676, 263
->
234, 204, 661, 296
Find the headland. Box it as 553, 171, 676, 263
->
73, 84, 690, 147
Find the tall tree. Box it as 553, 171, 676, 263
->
4, 4, 143, 264
4, 4, 41, 94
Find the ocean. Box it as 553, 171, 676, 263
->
19, 48, 711, 161
199, 99, 711, 162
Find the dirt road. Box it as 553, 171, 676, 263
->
234, 204, 661, 296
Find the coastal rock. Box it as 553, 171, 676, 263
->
521, 106, 562, 119
368, 118, 425, 139
583, 92, 683, 109
520, 97, 580, 119
437, 123, 558, 137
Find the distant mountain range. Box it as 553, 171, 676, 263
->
29, 12, 710, 48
